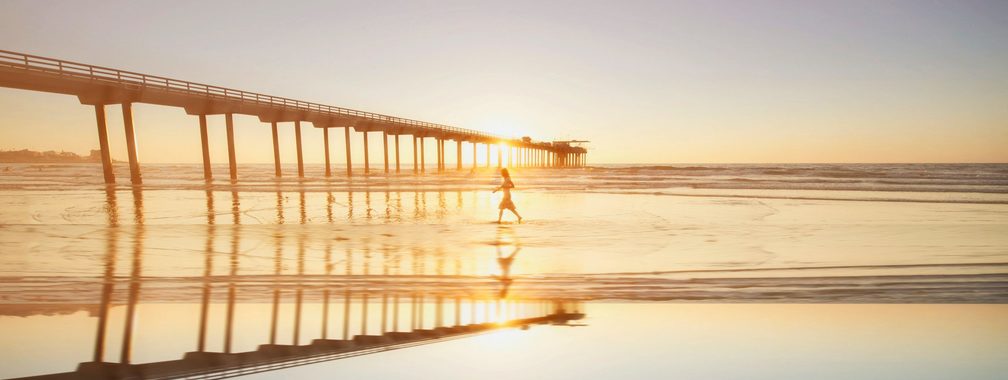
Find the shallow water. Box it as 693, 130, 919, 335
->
1, 163, 1006, 379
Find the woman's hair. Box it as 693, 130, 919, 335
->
500, 168, 510, 178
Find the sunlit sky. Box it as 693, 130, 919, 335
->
1, 0, 1006, 163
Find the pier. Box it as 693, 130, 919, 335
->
0, 50, 589, 185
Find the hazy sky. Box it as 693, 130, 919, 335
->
1, 0, 1006, 163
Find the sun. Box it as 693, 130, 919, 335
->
474, 119, 529, 141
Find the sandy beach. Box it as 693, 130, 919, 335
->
0, 163, 1006, 378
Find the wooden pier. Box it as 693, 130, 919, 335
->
0, 50, 589, 184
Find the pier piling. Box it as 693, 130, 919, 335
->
122, 102, 141, 185
383, 131, 389, 174
271, 122, 281, 177
295, 121, 304, 178
323, 127, 331, 177
344, 126, 352, 177
395, 134, 401, 173
363, 131, 370, 175
93, 104, 115, 184
198, 115, 212, 181
225, 113, 237, 181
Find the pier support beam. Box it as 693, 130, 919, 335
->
420, 137, 426, 173
456, 140, 462, 171
383, 131, 389, 174
323, 128, 331, 177
363, 131, 370, 175
93, 105, 115, 184
122, 103, 141, 185
344, 127, 352, 177
394, 134, 400, 173
412, 136, 418, 174
497, 145, 502, 168
199, 115, 212, 181
472, 142, 477, 170
436, 138, 443, 172
225, 113, 237, 181
485, 143, 490, 168
295, 121, 304, 178
271, 122, 281, 177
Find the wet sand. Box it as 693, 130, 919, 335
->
2, 187, 1006, 301
2, 304, 1005, 379
1, 164, 1006, 379
241, 304, 1008, 380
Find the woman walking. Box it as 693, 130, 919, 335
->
493, 168, 523, 223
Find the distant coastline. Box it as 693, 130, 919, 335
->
0, 149, 103, 163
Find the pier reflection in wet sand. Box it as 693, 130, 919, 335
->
3, 183, 1007, 379
3, 188, 585, 380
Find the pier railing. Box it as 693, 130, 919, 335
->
0, 49, 505, 141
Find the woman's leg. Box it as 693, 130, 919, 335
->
497, 209, 504, 223
510, 208, 522, 222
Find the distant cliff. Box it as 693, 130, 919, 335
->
0, 149, 103, 163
